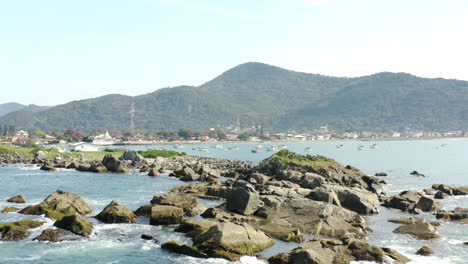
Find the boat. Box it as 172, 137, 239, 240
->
251, 148, 263, 153
358, 145, 365, 150
370, 144, 378, 149
305, 147, 312, 152
336, 144, 344, 148
279, 145, 287, 149
215, 145, 224, 149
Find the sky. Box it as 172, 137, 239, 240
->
1, 0, 468, 105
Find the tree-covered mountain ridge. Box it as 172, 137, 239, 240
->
1, 62, 467, 132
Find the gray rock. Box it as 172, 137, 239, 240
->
226, 183, 261, 215
102, 154, 129, 173
119, 150, 143, 162
393, 223, 439, 240
96, 201, 136, 223
150, 205, 184, 225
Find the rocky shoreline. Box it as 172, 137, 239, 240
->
1, 149, 467, 263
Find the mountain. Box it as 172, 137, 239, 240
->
1, 62, 467, 133
0, 102, 26, 117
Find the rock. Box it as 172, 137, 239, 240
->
134, 205, 153, 217
226, 183, 261, 215
375, 172, 387, 176
0, 220, 45, 241
34, 228, 67, 242
453, 186, 468, 195
416, 245, 434, 256
178, 167, 200, 181
54, 215, 93, 237
148, 168, 160, 176
410, 171, 425, 177
193, 222, 274, 257
423, 188, 435, 195
88, 163, 108, 173
434, 191, 450, 199
388, 217, 426, 225
7, 195, 26, 203
20, 190, 92, 220
174, 219, 218, 238
150, 192, 206, 217
119, 150, 143, 162
393, 223, 439, 240
102, 154, 129, 173
250, 173, 270, 184
40, 162, 57, 171
1, 207, 18, 213
382, 190, 440, 213
436, 207, 468, 221
96, 201, 136, 223
308, 185, 380, 215
141, 234, 155, 240
150, 205, 184, 225
161, 241, 207, 258
36, 151, 49, 160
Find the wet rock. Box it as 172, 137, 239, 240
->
148, 168, 160, 176
0, 220, 45, 241
174, 219, 218, 238
150, 205, 184, 225
161, 241, 207, 258
423, 188, 435, 195
382, 190, 441, 213
34, 228, 68, 242
410, 171, 425, 177
436, 207, 468, 222
96, 201, 136, 223
102, 154, 129, 173
134, 205, 153, 217
88, 163, 108, 173
7, 195, 26, 203
393, 223, 439, 240
388, 217, 426, 225
416, 245, 434, 256
375, 172, 387, 176
140, 234, 155, 240
226, 182, 261, 215
453, 186, 468, 196
54, 215, 93, 237
193, 222, 274, 257
40, 162, 57, 171
1, 207, 18, 213
150, 192, 206, 217
434, 191, 450, 199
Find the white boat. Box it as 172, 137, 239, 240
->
305, 147, 312, 152
358, 145, 365, 150
370, 144, 378, 149
279, 145, 287, 149
336, 144, 344, 148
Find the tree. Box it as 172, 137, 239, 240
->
237, 133, 250, 141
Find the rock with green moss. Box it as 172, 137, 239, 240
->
174, 219, 218, 237
96, 201, 136, 223
150, 205, 184, 225
0, 220, 45, 241
19, 190, 92, 220
161, 241, 207, 258
54, 214, 93, 237
33, 228, 68, 243
7, 195, 26, 203
193, 222, 274, 256
150, 192, 206, 217
1, 207, 18, 213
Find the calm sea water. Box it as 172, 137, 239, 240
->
1, 139, 467, 264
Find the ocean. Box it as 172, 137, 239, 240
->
1, 139, 467, 264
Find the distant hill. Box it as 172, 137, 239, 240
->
1, 62, 467, 132
0, 102, 25, 117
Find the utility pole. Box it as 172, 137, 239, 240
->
129, 103, 136, 132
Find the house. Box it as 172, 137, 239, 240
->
8, 130, 30, 143
70, 143, 100, 152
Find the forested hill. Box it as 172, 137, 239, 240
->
0, 102, 25, 117
1, 62, 467, 132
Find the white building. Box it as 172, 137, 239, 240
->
92, 131, 115, 145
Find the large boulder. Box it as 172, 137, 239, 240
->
161, 241, 208, 258
226, 182, 261, 215
119, 150, 143, 162
19, 190, 92, 220
0, 220, 45, 241
7, 195, 26, 203
150, 192, 206, 217
393, 223, 439, 240
102, 154, 129, 173
388, 217, 426, 225
33, 228, 68, 242
268, 239, 411, 264
96, 201, 136, 223
54, 215, 93, 237
416, 245, 434, 256
436, 207, 468, 222
193, 222, 274, 258
1, 207, 18, 213
308, 185, 379, 215
382, 190, 441, 213
150, 205, 184, 225
88, 163, 108, 173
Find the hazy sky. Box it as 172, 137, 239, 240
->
1, 0, 467, 105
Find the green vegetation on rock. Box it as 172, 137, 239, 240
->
273, 149, 338, 170
137, 150, 186, 158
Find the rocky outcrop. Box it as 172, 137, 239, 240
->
19, 190, 92, 220
431, 184, 468, 196
388, 216, 426, 225
174, 219, 218, 238
173, 166, 200, 181
193, 222, 274, 260
268, 239, 411, 264
119, 150, 143, 162
436, 207, 468, 222
0, 220, 45, 241
416, 245, 434, 256
381, 190, 441, 213
161, 241, 208, 258
375, 172, 387, 176
1, 207, 18, 213
102, 154, 129, 173
149, 205, 184, 225
410, 171, 425, 177
148, 168, 160, 176
40, 162, 57, 171
96, 201, 136, 223
7, 195, 26, 203
34, 228, 68, 242
150, 192, 206, 217
54, 215, 93, 237
226, 182, 261, 215
307, 185, 379, 214
393, 222, 439, 240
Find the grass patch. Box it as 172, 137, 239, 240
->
0, 220, 45, 229
272, 149, 339, 170
138, 150, 186, 158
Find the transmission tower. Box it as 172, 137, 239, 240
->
129, 103, 136, 132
